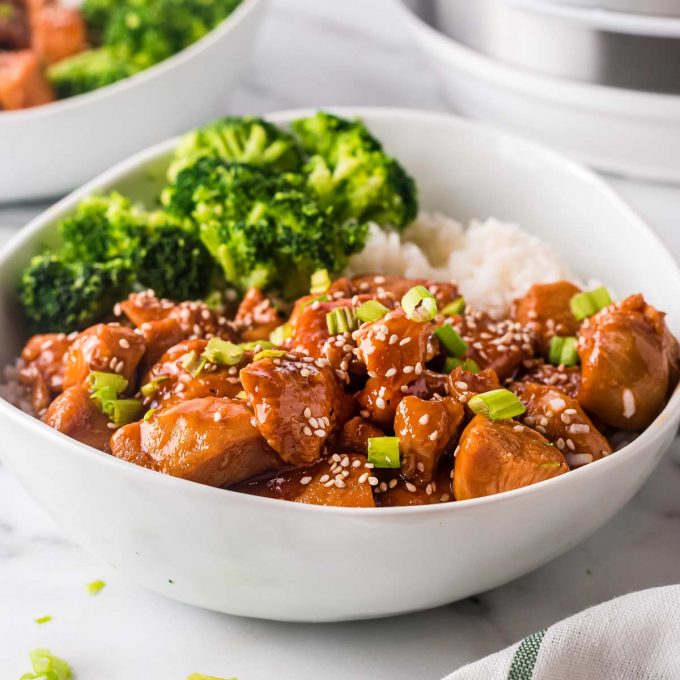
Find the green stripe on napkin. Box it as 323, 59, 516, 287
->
507, 628, 546, 680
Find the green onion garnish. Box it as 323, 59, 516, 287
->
326, 306, 357, 335
106, 399, 144, 426
269, 323, 292, 345
570, 287, 612, 321
310, 268, 331, 294
181, 350, 206, 376
143, 408, 156, 422
441, 296, 466, 316
201, 338, 244, 366
239, 340, 276, 351
548, 336, 579, 366
435, 323, 468, 357
34, 615, 52, 625
367, 437, 401, 468
22, 648, 73, 680
91, 384, 118, 407
86, 579, 106, 596
253, 349, 286, 362
88, 371, 128, 395
468, 389, 526, 421
444, 357, 480, 374
401, 285, 438, 323
140, 376, 169, 398
356, 300, 390, 323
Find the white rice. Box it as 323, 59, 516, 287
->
347, 212, 573, 319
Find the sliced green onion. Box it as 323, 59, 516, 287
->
34, 615, 52, 625
106, 399, 144, 426
240, 340, 276, 352
357, 299, 389, 323
269, 323, 292, 345
201, 338, 244, 366
181, 350, 203, 375
326, 306, 357, 335
444, 357, 480, 374
367, 437, 401, 469
468, 389, 526, 421
310, 268, 331, 294
86, 579, 106, 596
401, 285, 438, 323
435, 323, 468, 357
24, 648, 72, 680
143, 408, 156, 422
301, 294, 330, 308
88, 371, 127, 395
441, 296, 466, 316
91, 384, 118, 407
570, 287, 612, 321
253, 349, 286, 362
548, 336, 579, 366
140, 375, 169, 398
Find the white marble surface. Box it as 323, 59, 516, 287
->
1, 0, 679, 678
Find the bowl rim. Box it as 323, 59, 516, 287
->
392, 0, 680, 115
0, 0, 262, 122
1, 105, 679, 517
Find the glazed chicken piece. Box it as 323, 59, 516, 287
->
515, 360, 581, 399
394, 395, 463, 482
449, 309, 534, 381
233, 288, 281, 342
43, 385, 113, 453
517, 383, 611, 467
0, 50, 54, 110
137, 317, 187, 372
240, 354, 353, 466
512, 281, 581, 355
578, 294, 679, 430
447, 367, 502, 417
354, 307, 432, 425
62, 324, 145, 391
29, 1, 85, 64
110, 397, 282, 487
118, 290, 176, 327
377, 460, 455, 507
238, 453, 376, 508
141, 338, 245, 409
454, 415, 569, 500
346, 275, 459, 309
402, 370, 449, 401
0, 0, 30, 49
338, 416, 384, 455
18, 332, 72, 412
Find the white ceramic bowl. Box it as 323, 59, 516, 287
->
0, 0, 264, 204
0, 108, 678, 622
395, 0, 680, 183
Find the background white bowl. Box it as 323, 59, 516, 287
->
0, 0, 264, 204
0, 108, 678, 622
395, 0, 680, 183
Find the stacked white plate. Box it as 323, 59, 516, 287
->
396, 0, 680, 182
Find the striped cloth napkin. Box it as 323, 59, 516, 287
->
444, 586, 680, 680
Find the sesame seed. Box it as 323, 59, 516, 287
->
352, 459, 361, 468
303, 426, 313, 436
368, 476, 379, 486
119, 338, 130, 349
417, 462, 425, 472
359, 472, 369, 483
513, 425, 524, 432
428, 431, 438, 441
569, 423, 591, 435
378, 482, 388, 492
300, 476, 312, 485
399, 337, 411, 346
385, 367, 397, 378
320, 474, 330, 483
405, 482, 416, 492
376, 397, 386, 410
331, 454, 341, 462
314, 429, 326, 437
419, 414, 429, 425
335, 479, 346, 489
300, 368, 311, 378
364, 462, 374, 469
403, 365, 414, 374
454, 381, 468, 390
425, 484, 433, 496
213, 412, 222, 422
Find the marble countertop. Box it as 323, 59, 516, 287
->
1, 1, 679, 678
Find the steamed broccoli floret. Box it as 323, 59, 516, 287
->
19, 254, 132, 333
136, 217, 215, 300
19, 193, 214, 331
102, 0, 243, 68
168, 116, 304, 181
81, 0, 118, 41
291, 112, 418, 230
163, 158, 368, 298
47, 48, 141, 98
